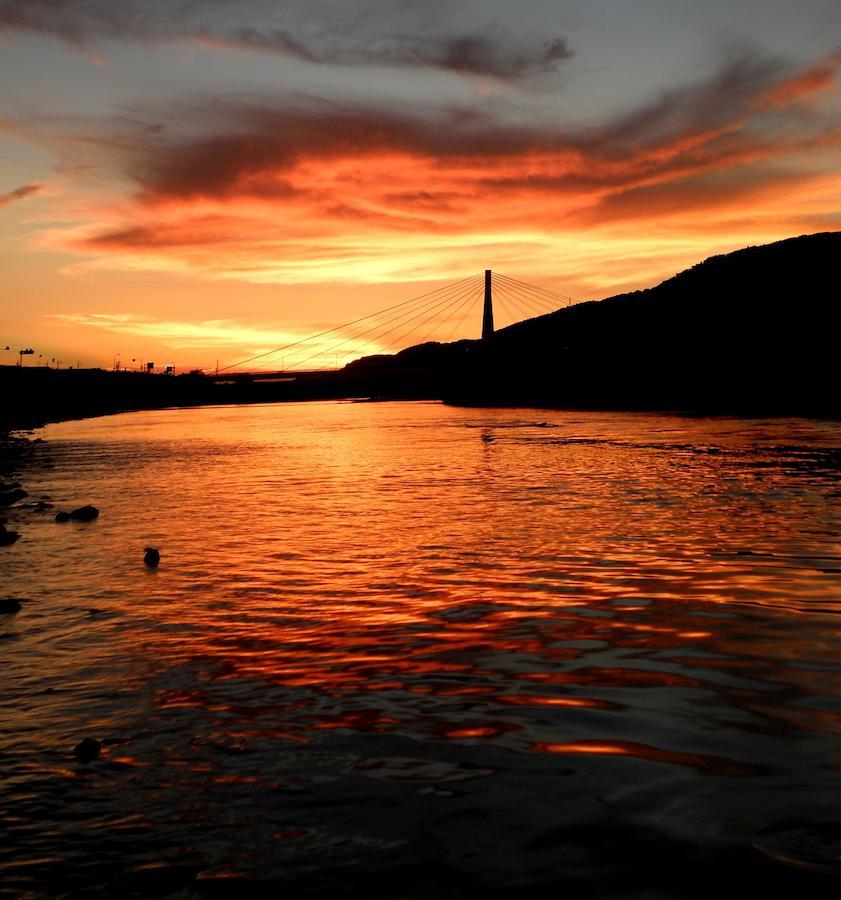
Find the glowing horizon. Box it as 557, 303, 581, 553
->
1, 1, 839, 370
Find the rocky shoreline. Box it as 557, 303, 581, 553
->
1, 423, 123, 626
0, 428, 55, 616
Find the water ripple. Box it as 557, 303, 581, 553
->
1, 404, 839, 896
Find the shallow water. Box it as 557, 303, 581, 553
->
1, 402, 839, 898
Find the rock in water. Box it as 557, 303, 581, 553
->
54, 511, 71, 523
0, 598, 22, 614
0, 487, 27, 507
144, 547, 161, 567
74, 737, 101, 762
69, 505, 99, 522
0, 525, 20, 546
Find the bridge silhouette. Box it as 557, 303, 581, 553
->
215, 271, 576, 376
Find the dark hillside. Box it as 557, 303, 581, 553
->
443, 231, 840, 413
3, 233, 837, 427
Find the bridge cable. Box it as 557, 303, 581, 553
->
495, 276, 565, 312
494, 278, 565, 316
440, 287, 484, 343
499, 288, 547, 326
373, 283, 486, 357
493, 290, 525, 327
495, 271, 576, 303
289, 278, 483, 370
225, 273, 481, 372
284, 275, 484, 371
281, 275, 484, 370
495, 272, 576, 306
493, 282, 550, 319
216, 272, 482, 372
494, 284, 551, 320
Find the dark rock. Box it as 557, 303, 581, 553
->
69, 505, 99, 522
0, 525, 20, 546
144, 547, 161, 567
0, 598, 22, 614
74, 737, 101, 762
54, 511, 71, 522
0, 488, 27, 507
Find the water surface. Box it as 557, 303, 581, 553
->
1, 403, 839, 897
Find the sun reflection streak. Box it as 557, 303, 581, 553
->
532, 741, 766, 776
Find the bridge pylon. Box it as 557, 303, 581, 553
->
482, 269, 494, 342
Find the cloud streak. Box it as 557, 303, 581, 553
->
0, 182, 42, 207
9, 47, 841, 290
0, 0, 573, 79
52, 311, 308, 349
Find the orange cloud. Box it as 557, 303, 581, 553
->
759, 49, 841, 107
10, 49, 841, 301
0, 182, 42, 206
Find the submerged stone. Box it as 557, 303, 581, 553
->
0, 525, 20, 546
54, 511, 71, 523
0, 598, 22, 614
0, 487, 27, 507
144, 547, 161, 567
73, 737, 101, 762
69, 505, 99, 522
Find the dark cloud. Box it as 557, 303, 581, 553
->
124, 105, 532, 202
597, 51, 782, 149
9, 47, 835, 264
0, 0, 573, 79
574, 167, 819, 225
0, 182, 42, 207
414, 34, 572, 78
82, 219, 233, 249
103, 49, 840, 209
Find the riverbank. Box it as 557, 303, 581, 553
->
0, 361, 457, 435
6, 233, 838, 428
0, 430, 46, 570
0, 365, 330, 433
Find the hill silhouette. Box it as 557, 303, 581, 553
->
350, 231, 840, 414
2, 232, 838, 430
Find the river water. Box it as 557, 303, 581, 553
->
1, 402, 839, 898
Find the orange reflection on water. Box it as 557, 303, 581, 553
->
9, 404, 839, 792
498, 695, 614, 709
444, 727, 501, 739
532, 741, 764, 776
311, 711, 402, 731
517, 669, 703, 688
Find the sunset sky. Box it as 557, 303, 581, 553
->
1, 0, 839, 371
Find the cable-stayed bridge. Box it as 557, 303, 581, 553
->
215, 271, 575, 377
